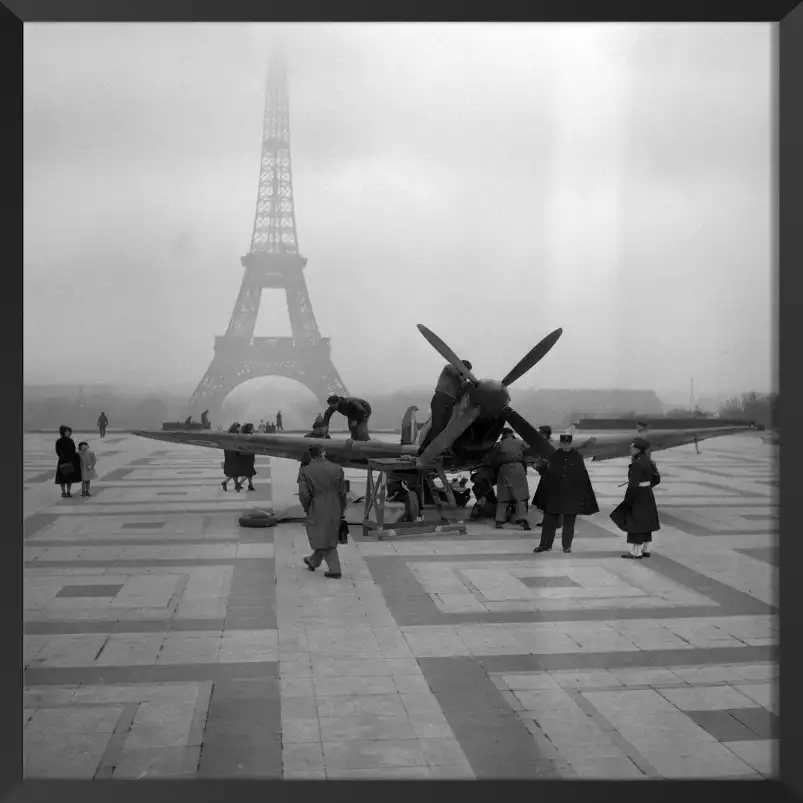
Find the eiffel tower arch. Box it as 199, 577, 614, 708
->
186, 50, 348, 425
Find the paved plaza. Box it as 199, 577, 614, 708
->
23, 431, 778, 780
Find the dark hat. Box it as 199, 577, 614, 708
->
631, 437, 651, 451
462, 360, 473, 370
559, 433, 573, 444
538, 425, 552, 436
326, 395, 339, 405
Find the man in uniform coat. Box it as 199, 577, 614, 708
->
533, 433, 599, 553
299, 444, 348, 578
323, 395, 373, 441
490, 428, 531, 530
418, 361, 472, 455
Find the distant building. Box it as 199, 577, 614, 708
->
528, 389, 664, 428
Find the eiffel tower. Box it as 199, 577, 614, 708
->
186, 51, 349, 424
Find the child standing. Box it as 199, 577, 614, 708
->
77, 441, 97, 497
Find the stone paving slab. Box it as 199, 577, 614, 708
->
23, 431, 777, 780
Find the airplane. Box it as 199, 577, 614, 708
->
133, 324, 760, 476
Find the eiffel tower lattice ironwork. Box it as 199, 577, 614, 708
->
186, 52, 349, 423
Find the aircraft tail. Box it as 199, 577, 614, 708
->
400, 405, 430, 445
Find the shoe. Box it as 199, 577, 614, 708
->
235, 485, 242, 493
621, 553, 634, 559
563, 548, 571, 553
61, 492, 67, 498
303, 557, 316, 572
634, 555, 644, 560
495, 523, 504, 529
66, 492, 72, 498
221, 481, 228, 492
534, 545, 551, 553
85, 491, 91, 497
536, 522, 543, 528
248, 485, 255, 492
642, 552, 651, 558
324, 572, 342, 579
518, 520, 532, 531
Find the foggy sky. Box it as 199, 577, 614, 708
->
23, 23, 774, 399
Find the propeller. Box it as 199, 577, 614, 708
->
415, 324, 564, 464
417, 325, 480, 385
504, 409, 556, 460
417, 403, 481, 468
502, 328, 563, 387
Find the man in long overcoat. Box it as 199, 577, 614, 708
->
490, 429, 531, 530
533, 433, 599, 553
299, 444, 348, 578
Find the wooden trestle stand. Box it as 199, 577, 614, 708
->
362, 458, 468, 541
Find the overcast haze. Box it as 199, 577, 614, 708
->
23, 23, 774, 400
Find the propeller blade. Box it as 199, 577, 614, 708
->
417, 325, 480, 385
416, 404, 481, 468
501, 328, 563, 387
505, 409, 556, 460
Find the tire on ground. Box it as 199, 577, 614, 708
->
238, 511, 278, 528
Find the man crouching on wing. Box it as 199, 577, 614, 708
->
322, 395, 372, 441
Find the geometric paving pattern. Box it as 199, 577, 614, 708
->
23, 431, 777, 779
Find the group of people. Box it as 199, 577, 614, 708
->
54, 425, 98, 498
256, 412, 283, 433
472, 426, 660, 557
221, 423, 257, 492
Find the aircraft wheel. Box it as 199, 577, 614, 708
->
239, 511, 278, 528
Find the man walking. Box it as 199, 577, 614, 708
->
97, 412, 108, 439
491, 428, 531, 530
533, 433, 599, 554
418, 360, 473, 455
322, 395, 372, 441
276, 411, 284, 432
299, 444, 348, 579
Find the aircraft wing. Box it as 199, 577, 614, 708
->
563, 425, 759, 462
131, 430, 419, 470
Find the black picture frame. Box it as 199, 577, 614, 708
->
4, 2, 799, 802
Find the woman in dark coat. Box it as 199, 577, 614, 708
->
611, 437, 660, 559
533, 434, 599, 553
221, 423, 243, 492
237, 423, 258, 491
55, 425, 82, 498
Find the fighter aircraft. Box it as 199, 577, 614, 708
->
133, 324, 759, 472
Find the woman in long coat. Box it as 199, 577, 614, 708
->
610, 437, 660, 559
55, 425, 82, 498
299, 445, 347, 578
236, 423, 258, 491
221, 423, 243, 492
